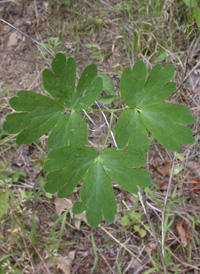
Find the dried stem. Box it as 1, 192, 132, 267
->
138, 188, 168, 274
161, 152, 176, 257
0, 18, 55, 58
95, 101, 118, 148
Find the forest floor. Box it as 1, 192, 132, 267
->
0, 1, 200, 273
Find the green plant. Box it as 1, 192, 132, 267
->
0, 161, 26, 184
0, 190, 9, 219
183, 0, 200, 27
41, 37, 62, 56
121, 207, 150, 237
3, 52, 195, 228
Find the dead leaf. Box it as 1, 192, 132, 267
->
26, 214, 40, 230
7, 228, 19, 233
73, 212, 87, 230
129, 258, 141, 269
54, 197, 72, 215
7, 31, 21, 48
146, 242, 157, 253
127, 193, 137, 203
187, 161, 200, 177
54, 197, 87, 229
189, 177, 200, 192
159, 181, 168, 190
56, 251, 75, 274
156, 156, 171, 177
176, 217, 192, 247
65, 42, 74, 49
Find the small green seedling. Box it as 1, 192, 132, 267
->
121, 208, 150, 237
0, 161, 26, 184
41, 37, 62, 56
3, 52, 195, 228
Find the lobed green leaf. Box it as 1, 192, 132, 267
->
43, 53, 76, 107
114, 108, 149, 153
120, 61, 147, 108
72, 64, 103, 110
100, 148, 151, 193
150, 49, 167, 64
140, 103, 195, 151
115, 61, 195, 152
3, 90, 88, 147
137, 64, 175, 107
44, 146, 151, 228
47, 111, 87, 149
3, 91, 64, 144
3, 53, 104, 147
74, 160, 117, 228
43, 52, 103, 110
98, 73, 114, 93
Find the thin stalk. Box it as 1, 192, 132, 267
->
161, 152, 176, 257
87, 107, 128, 112
0, 18, 55, 58
64, 106, 127, 113
83, 109, 106, 138
138, 188, 168, 274
102, 112, 114, 150
95, 101, 118, 148
83, 109, 114, 146
99, 226, 142, 263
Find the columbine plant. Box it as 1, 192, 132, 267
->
3, 52, 195, 228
